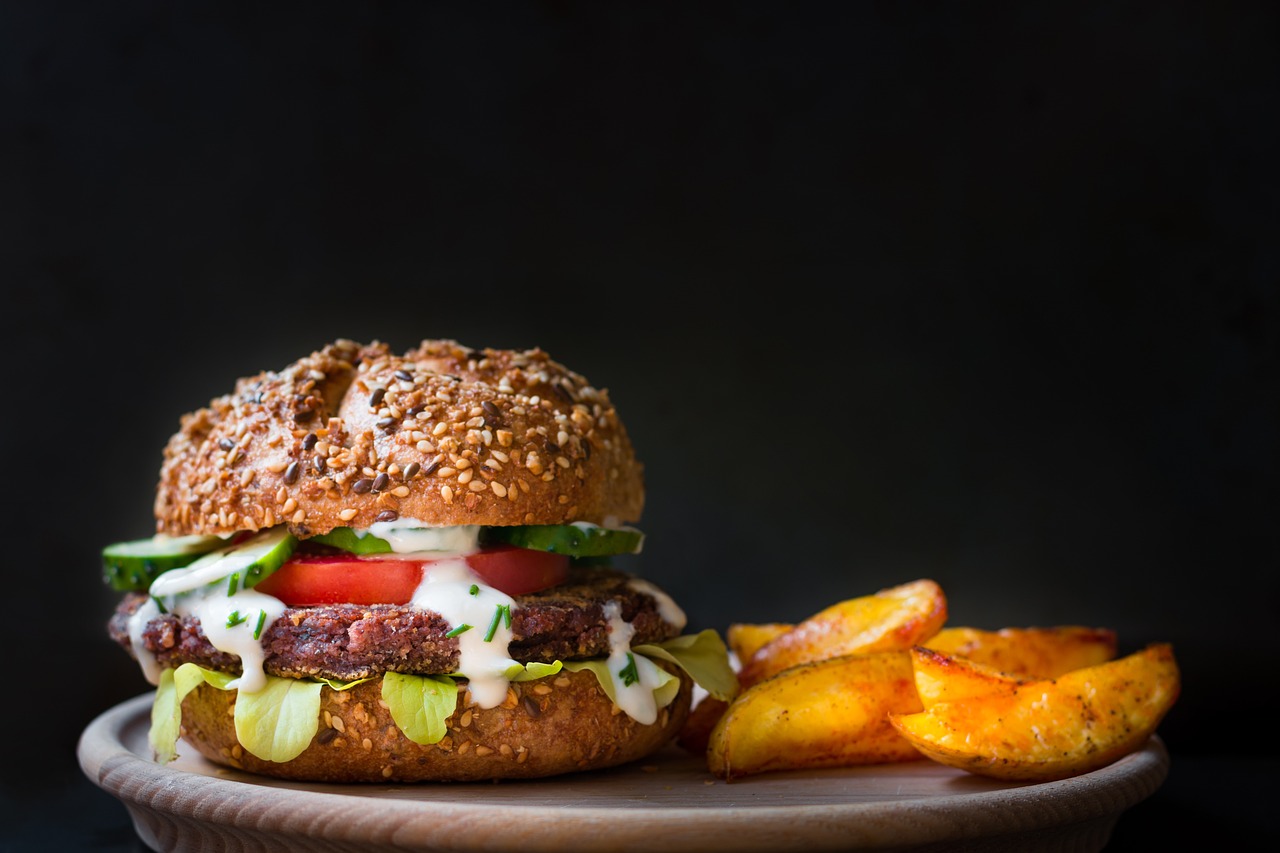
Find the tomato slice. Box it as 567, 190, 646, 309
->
253, 546, 570, 605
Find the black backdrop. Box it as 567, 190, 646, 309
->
4, 2, 1276, 849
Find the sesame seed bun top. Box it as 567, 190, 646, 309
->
153, 339, 645, 537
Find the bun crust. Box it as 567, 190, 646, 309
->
178, 666, 692, 782
154, 340, 644, 537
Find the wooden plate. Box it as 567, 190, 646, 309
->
79, 692, 1169, 852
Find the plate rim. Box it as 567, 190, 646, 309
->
78, 692, 1171, 851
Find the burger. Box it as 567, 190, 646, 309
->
104, 338, 736, 782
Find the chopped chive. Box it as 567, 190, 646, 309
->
226, 610, 247, 628
469, 584, 479, 596
153, 596, 168, 615
253, 610, 267, 640
445, 623, 473, 638
483, 605, 505, 642
618, 652, 639, 687
500, 603, 512, 629
227, 572, 240, 596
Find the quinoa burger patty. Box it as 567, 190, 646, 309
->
110, 565, 681, 682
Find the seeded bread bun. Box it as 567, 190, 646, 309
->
178, 666, 692, 782
154, 339, 645, 537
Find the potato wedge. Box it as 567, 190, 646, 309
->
737, 579, 947, 688
925, 626, 1117, 677
726, 622, 793, 663
907, 644, 1027, 707
709, 651, 923, 780
889, 643, 1180, 781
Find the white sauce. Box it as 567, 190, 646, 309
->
183, 585, 288, 692
411, 560, 519, 708
626, 578, 687, 631
602, 600, 665, 725
127, 597, 163, 686
365, 519, 480, 554
149, 545, 258, 598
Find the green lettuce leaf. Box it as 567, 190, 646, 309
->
150, 663, 237, 763
564, 656, 682, 711
232, 676, 326, 763
380, 672, 458, 745
149, 664, 370, 764
637, 628, 739, 701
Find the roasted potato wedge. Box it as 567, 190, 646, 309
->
726, 622, 793, 663
889, 643, 1180, 781
709, 651, 923, 780
925, 626, 1117, 677
737, 579, 947, 688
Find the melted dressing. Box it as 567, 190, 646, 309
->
602, 600, 665, 725
626, 578, 687, 631
411, 560, 518, 708
365, 520, 480, 554
183, 585, 288, 692
127, 597, 163, 686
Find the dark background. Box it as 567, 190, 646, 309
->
3, 1, 1276, 849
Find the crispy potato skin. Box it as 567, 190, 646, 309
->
923, 626, 1117, 678
889, 643, 1181, 782
726, 623, 792, 663
708, 651, 923, 780
737, 579, 947, 689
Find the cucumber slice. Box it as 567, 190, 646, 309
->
309, 527, 393, 555
102, 534, 226, 591
481, 523, 645, 557
149, 528, 299, 599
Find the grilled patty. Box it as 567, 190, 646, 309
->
108, 565, 679, 682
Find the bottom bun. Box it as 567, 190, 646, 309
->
178, 665, 693, 782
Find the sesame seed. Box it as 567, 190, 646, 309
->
491, 482, 507, 497
432, 422, 448, 437
474, 746, 494, 757
381, 766, 394, 778
437, 466, 457, 478
292, 509, 306, 524
391, 485, 410, 497
339, 508, 358, 521
376, 418, 396, 431
458, 469, 473, 485
218, 438, 235, 451
282, 498, 298, 514
468, 480, 486, 492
